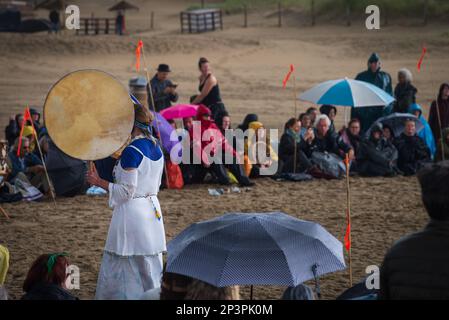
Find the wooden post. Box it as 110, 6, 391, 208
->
219, 9, 223, 30
150, 11, 154, 30
105, 18, 109, 34
346, 0, 351, 27
311, 0, 316, 26
84, 18, 88, 35
180, 13, 184, 33
188, 13, 192, 33
423, 0, 429, 26
211, 11, 216, 30
243, 5, 248, 28
95, 18, 99, 35
278, 2, 282, 28
201, 0, 205, 9
345, 154, 353, 287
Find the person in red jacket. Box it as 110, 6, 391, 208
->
188, 105, 253, 186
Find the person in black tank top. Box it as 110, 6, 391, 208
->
191, 57, 227, 121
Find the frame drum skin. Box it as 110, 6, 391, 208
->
44, 70, 134, 160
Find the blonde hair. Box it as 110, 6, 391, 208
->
184, 279, 240, 300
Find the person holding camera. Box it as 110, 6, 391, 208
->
150, 64, 179, 112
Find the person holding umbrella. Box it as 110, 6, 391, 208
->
352, 53, 393, 133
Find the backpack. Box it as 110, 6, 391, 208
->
310, 152, 346, 179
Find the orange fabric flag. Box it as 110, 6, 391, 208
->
16, 107, 33, 157
344, 215, 351, 251
135, 40, 143, 72
417, 46, 427, 72
282, 64, 295, 88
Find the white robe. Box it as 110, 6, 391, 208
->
95, 140, 166, 300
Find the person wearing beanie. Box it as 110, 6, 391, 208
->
352, 53, 393, 133
87, 96, 167, 300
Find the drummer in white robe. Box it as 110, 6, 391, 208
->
87, 101, 166, 300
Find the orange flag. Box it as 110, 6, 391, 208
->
282, 64, 295, 88
16, 107, 33, 157
417, 46, 427, 72
135, 40, 143, 72
344, 214, 351, 251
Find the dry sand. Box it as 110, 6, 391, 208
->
0, 0, 448, 300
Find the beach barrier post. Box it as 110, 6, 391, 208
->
151, 11, 154, 30
278, 2, 282, 28
243, 5, 248, 28
311, 0, 316, 26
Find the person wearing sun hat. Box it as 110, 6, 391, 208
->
149, 64, 179, 112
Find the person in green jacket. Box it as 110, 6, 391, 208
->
352, 53, 393, 134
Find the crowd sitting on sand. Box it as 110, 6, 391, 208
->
2, 53, 449, 202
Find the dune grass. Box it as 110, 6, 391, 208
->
188, 0, 449, 18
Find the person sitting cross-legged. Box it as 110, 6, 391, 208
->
393, 119, 431, 176
6, 137, 50, 195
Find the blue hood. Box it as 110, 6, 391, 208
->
408, 103, 422, 117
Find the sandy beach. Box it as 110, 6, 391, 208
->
1, 0, 448, 300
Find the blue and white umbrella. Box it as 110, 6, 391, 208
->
298, 78, 395, 107
166, 212, 346, 288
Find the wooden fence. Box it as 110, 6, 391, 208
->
180, 8, 223, 34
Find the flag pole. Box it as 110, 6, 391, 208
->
345, 153, 353, 287
292, 71, 298, 174
23, 107, 57, 207
0, 205, 10, 219
138, 41, 170, 187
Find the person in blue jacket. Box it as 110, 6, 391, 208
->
409, 103, 436, 159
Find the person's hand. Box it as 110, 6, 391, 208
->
164, 87, 175, 95
29, 165, 44, 174
305, 128, 314, 143
86, 165, 101, 187
348, 149, 355, 161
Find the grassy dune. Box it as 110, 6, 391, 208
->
188, 0, 449, 20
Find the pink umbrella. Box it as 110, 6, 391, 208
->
160, 104, 199, 120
